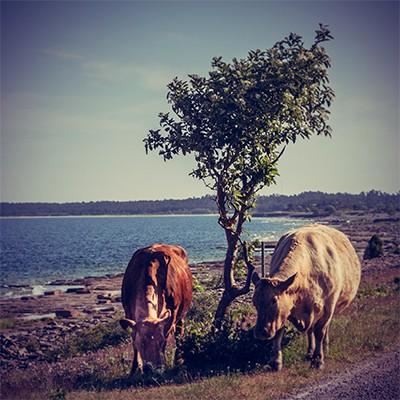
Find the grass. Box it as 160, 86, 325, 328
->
0, 318, 17, 330
44, 315, 129, 361
1, 278, 399, 400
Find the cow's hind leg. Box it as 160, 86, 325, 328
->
311, 319, 332, 369
305, 330, 315, 360
269, 326, 285, 371
174, 319, 185, 366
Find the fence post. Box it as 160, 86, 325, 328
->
261, 241, 265, 277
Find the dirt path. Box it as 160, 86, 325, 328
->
282, 349, 400, 400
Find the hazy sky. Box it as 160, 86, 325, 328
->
1, 1, 399, 202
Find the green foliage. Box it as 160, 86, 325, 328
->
363, 234, 384, 260
48, 389, 67, 400
0, 318, 17, 330
45, 319, 129, 361
145, 25, 335, 231
26, 337, 41, 353
179, 319, 272, 375
179, 289, 295, 375
357, 283, 392, 299
233, 240, 259, 281
192, 275, 206, 293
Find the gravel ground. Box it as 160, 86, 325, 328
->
282, 349, 400, 400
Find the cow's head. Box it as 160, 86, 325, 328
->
252, 271, 297, 340
119, 309, 171, 372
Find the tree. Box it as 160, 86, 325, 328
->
144, 25, 335, 326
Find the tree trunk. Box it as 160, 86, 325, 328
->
213, 220, 255, 329
214, 231, 239, 327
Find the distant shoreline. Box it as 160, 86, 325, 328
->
1, 191, 398, 218
0, 213, 220, 219
0, 212, 312, 219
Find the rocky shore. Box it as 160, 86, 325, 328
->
0, 212, 398, 372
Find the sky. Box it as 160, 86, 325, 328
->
1, 0, 399, 202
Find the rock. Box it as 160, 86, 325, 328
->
93, 286, 113, 291
9, 284, 32, 288
20, 296, 34, 301
74, 287, 91, 294
48, 279, 67, 285
99, 306, 115, 313
55, 309, 79, 318
44, 290, 62, 296
97, 299, 111, 305
97, 293, 111, 300
65, 287, 84, 294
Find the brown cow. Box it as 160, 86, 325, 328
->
252, 224, 361, 370
119, 244, 192, 375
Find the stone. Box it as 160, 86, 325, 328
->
20, 296, 34, 301
55, 309, 79, 318
74, 287, 91, 294
66, 287, 84, 294
99, 306, 115, 312
44, 290, 62, 296
97, 293, 111, 300
93, 286, 113, 291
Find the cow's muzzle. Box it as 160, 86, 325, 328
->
254, 326, 274, 341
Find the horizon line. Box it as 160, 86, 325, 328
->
1, 189, 398, 205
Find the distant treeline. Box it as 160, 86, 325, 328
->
1, 191, 399, 217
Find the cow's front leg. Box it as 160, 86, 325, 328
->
269, 326, 285, 371
311, 321, 330, 369
323, 324, 330, 356
305, 330, 315, 360
129, 346, 140, 377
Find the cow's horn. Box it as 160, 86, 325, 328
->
159, 309, 171, 322
119, 318, 136, 331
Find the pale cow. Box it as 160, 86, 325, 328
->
120, 244, 192, 375
252, 224, 361, 370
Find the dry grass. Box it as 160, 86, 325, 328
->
2, 277, 399, 400
65, 289, 399, 400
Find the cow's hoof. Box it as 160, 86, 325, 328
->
269, 360, 283, 372
310, 358, 324, 370
305, 352, 313, 361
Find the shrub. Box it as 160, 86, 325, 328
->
45, 319, 129, 361
179, 292, 296, 375
363, 234, 384, 259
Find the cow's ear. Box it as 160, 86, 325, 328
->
276, 273, 297, 292
159, 309, 171, 322
120, 318, 136, 332
252, 271, 261, 285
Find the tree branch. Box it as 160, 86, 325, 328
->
234, 240, 255, 296
271, 145, 286, 165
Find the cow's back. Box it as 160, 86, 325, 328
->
121, 244, 192, 321
270, 224, 361, 311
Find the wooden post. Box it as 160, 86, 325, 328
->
261, 241, 265, 277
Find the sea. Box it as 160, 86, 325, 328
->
0, 215, 310, 297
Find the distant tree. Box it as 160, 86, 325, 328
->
144, 25, 335, 326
